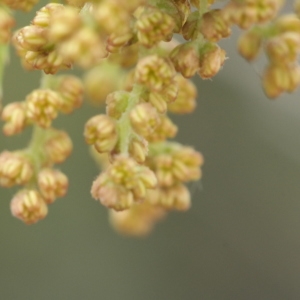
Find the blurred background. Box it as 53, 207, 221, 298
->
1, 3, 300, 300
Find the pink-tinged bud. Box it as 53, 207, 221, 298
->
84, 115, 118, 153
0, 151, 34, 187
91, 155, 157, 211
16, 26, 48, 52
10, 190, 48, 224
106, 91, 129, 119
135, 55, 176, 92
170, 42, 200, 78
130, 103, 160, 137
238, 29, 263, 61
199, 44, 226, 79
45, 130, 73, 164
2, 102, 28, 135
200, 9, 231, 42
38, 168, 68, 204
25, 89, 63, 128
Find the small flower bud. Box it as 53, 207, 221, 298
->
84, 115, 118, 153
10, 190, 48, 224
130, 103, 160, 137
55, 75, 84, 114
168, 75, 197, 114
238, 29, 263, 61
170, 42, 200, 78
25, 89, 63, 128
48, 6, 81, 43
38, 168, 68, 204
274, 14, 300, 33
0, 151, 34, 187
262, 64, 300, 98
199, 44, 226, 79
200, 9, 231, 42
265, 32, 300, 65
91, 155, 157, 211
106, 31, 133, 53
45, 130, 73, 164
145, 115, 177, 142
136, 7, 175, 47
135, 55, 176, 92
2, 102, 28, 135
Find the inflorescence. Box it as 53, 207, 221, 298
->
0, 0, 300, 236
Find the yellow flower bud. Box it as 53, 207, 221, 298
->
38, 168, 69, 204
10, 190, 48, 224
84, 115, 118, 153
0, 151, 34, 187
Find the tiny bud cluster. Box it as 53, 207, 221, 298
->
0, 0, 298, 236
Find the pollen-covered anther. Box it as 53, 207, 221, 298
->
10, 190, 48, 224
38, 168, 69, 204
44, 130, 73, 164
84, 115, 118, 153
136, 7, 175, 47
135, 55, 176, 92
1, 102, 28, 135
25, 89, 63, 128
0, 151, 34, 187
130, 103, 160, 137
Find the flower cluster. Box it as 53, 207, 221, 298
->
0, 0, 299, 235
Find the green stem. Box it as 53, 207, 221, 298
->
0, 43, 9, 110
117, 84, 144, 154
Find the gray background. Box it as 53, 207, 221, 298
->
1, 3, 300, 300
